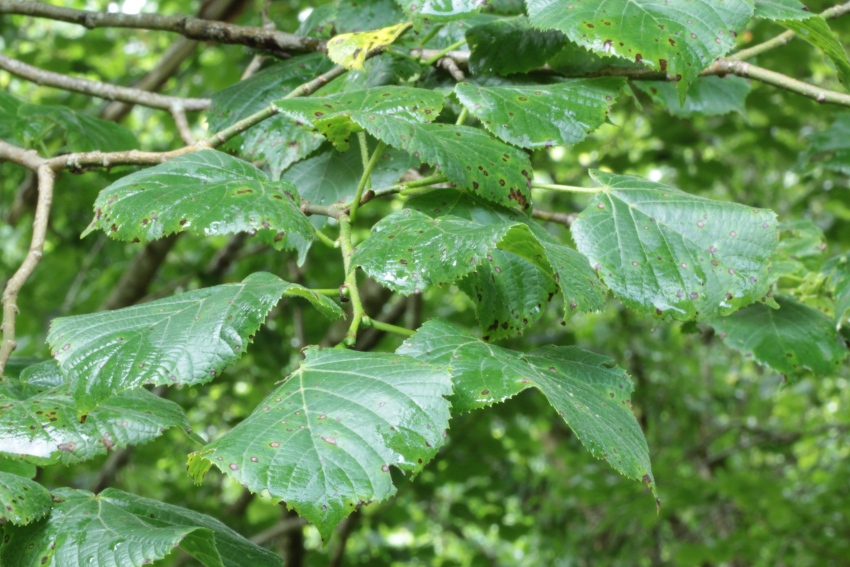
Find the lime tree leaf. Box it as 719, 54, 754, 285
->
81, 150, 314, 251
0, 487, 282, 567
807, 114, 850, 174
354, 116, 533, 208
455, 78, 625, 149
465, 17, 566, 75
527, 0, 754, 102
571, 170, 778, 321
0, 472, 52, 526
395, 0, 486, 29
328, 23, 409, 70
273, 86, 444, 151
187, 347, 452, 541
754, 0, 850, 88
635, 76, 751, 117
47, 273, 343, 415
0, 357, 48, 379
208, 54, 332, 178
770, 220, 827, 281
397, 319, 655, 492
405, 190, 605, 339
0, 361, 192, 466
0, 457, 36, 479
823, 253, 850, 328
295, 2, 337, 37
335, 0, 408, 33
15, 102, 138, 152
711, 295, 849, 379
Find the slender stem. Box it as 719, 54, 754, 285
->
422, 39, 467, 66
338, 215, 365, 347
456, 107, 469, 126
367, 173, 451, 201
313, 226, 338, 248
311, 289, 341, 297
417, 24, 443, 47
349, 139, 387, 222
531, 181, 604, 194
357, 131, 371, 182
365, 319, 415, 337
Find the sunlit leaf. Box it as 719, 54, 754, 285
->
328, 23, 409, 70
395, 0, 486, 30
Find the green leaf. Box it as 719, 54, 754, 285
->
328, 23, 409, 70
81, 150, 314, 251
397, 319, 655, 492
823, 253, 850, 329
770, 220, 827, 281
395, 0, 485, 29
526, 0, 754, 102
635, 76, 751, 117
335, 0, 407, 34
295, 2, 337, 37
571, 170, 779, 321
807, 114, 850, 174
208, 54, 332, 178
711, 295, 849, 379
0, 472, 52, 526
273, 86, 445, 151
0, 457, 36, 479
465, 17, 566, 75
0, 487, 282, 567
455, 78, 625, 149
405, 190, 605, 339
0, 357, 48, 379
47, 273, 343, 415
187, 347, 452, 541
753, 2, 850, 89
0, 361, 192, 466
354, 117, 533, 208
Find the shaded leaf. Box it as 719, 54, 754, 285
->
635, 76, 751, 117
208, 54, 332, 178
47, 273, 343, 415
274, 86, 445, 151
823, 253, 850, 329
527, 0, 754, 102
571, 170, 778, 321
397, 319, 655, 492
328, 23, 409, 70
188, 347, 452, 541
807, 114, 850, 174
711, 295, 849, 379
354, 116, 533, 207
335, 0, 407, 33
0, 361, 191, 466
770, 220, 827, 281
0, 472, 51, 526
0, 487, 282, 567
395, 0, 486, 30
82, 150, 314, 251
465, 17, 566, 75
455, 78, 625, 148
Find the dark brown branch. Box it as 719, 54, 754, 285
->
0, 0, 325, 54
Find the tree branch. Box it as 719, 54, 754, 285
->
0, 164, 55, 375
532, 209, 577, 228
0, 0, 325, 54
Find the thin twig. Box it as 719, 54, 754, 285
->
170, 105, 196, 145
532, 209, 578, 228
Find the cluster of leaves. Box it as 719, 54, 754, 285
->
2, 0, 850, 563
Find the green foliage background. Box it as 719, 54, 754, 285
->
1, 0, 849, 565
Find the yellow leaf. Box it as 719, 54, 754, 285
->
327, 23, 410, 71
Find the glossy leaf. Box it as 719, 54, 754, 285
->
0, 361, 192, 466
395, 0, 484, 29
635, 76, 751, 117
754, 0, 850, 88
81, 150, 314, 250
47, 273, 343, 415
397, 319, 655, 491
465, 17, 566, 75
405, 190, 605, 339
208, 54, 332, 177
0, 472, 52, 526
0, 488, 282, 567
354, 116, 533, 208
188, 347, 452, 541
571, 170, 778, 321
273, 86, 444, 151
455, 78, 625, 148
328, 23, 409, 70
712, 296, 849, 379
526, 0, 754, 102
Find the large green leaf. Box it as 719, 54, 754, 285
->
753, 0, 850, 88
188, 347, 452, 541
405, 190, 605, 339
354, 116, 533, 208
0, 487, 282, 567
465, 17, 567, 75
273, 87, 445, 151
526, 0, 754, 102
81, 150, 314, 251
0, 472, 52, 526
335, 0, 408, 33
571, 170, 778, 321
47, 273, 343, 415
635, 76, 751, 117
0, 361, 192, 466
823, 253, 850, 329
455, 78, 625, 149
208, 54, 332, 178
397, 319, 655, 492
395, 0, 484, 29
711, 296, 849, 379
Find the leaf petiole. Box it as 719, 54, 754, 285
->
365, 318, 415, 337
313, 226, 339, 248
422, 39, 467, 66
531, 181, 605, 194
349, 135, 386, 222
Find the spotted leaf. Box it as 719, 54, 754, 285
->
0, 472, 51, 526
328, 23, 410, 70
